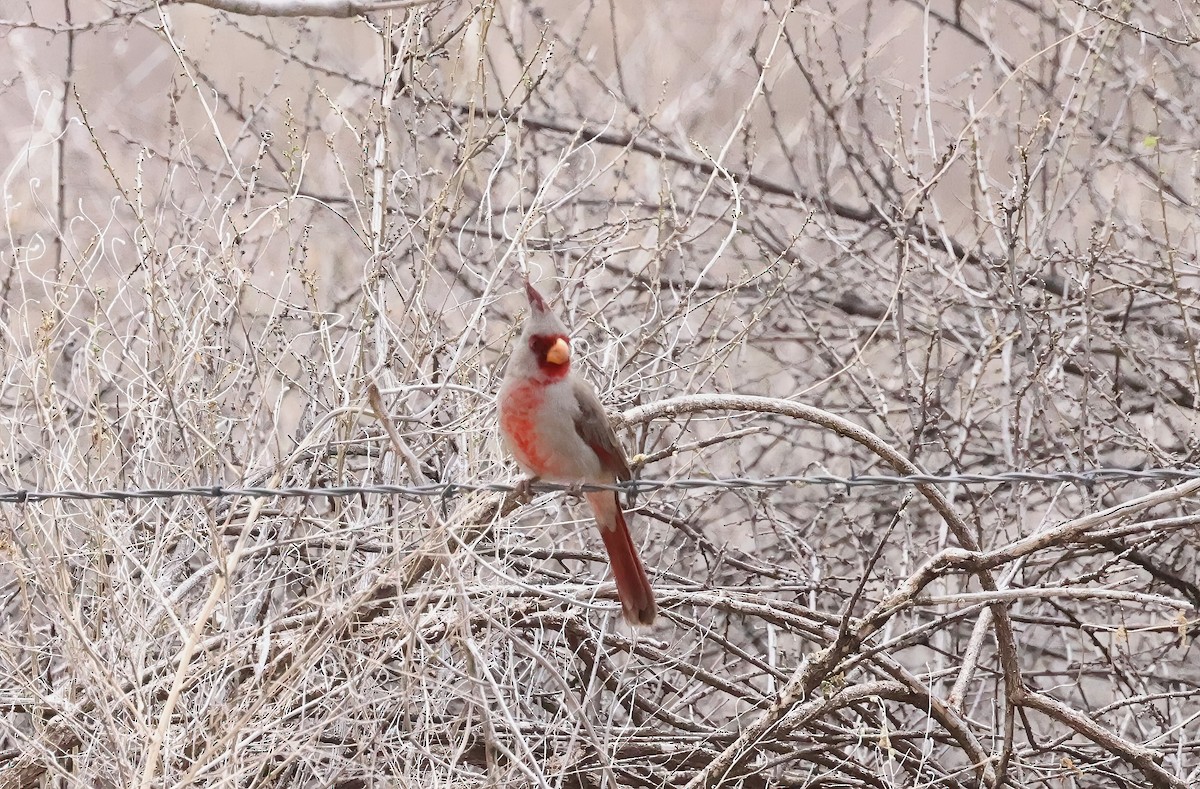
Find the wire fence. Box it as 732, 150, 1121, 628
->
2, 467, 1199, 505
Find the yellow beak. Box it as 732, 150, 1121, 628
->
546, 337, 570, 365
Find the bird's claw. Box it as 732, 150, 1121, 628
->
565, 481, 585, 500
513, 476, 538, 503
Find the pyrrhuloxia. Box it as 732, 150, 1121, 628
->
498, 280, 657, 626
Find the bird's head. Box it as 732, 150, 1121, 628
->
518, 279, 572, 378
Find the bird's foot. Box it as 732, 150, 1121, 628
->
513, 476, 539, 503
564, 480, 586, 500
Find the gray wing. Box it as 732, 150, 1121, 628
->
571, 376, 631, 482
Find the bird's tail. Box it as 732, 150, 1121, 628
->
586, 491, 657, 626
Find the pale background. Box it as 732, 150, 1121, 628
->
1, 1, 1198, 787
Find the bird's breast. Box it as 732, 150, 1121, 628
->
499, 380, 551, 475
498, 378, 602, 482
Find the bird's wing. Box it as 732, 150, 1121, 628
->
571, 376, 631, 482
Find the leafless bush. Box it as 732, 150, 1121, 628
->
1, 0, 1197, 787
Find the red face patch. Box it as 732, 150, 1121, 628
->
529, 334, 570, 378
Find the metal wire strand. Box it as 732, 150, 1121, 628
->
1, 467, 1197, 505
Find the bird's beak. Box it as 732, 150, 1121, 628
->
546, 337, 570, 365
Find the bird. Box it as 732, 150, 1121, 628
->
497, 279, 657, 626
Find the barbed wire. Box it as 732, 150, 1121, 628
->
1, 467, 1198, 505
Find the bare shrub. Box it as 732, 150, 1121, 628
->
1, 1, 1197, 787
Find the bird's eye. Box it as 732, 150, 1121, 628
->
529, 335, 569, 366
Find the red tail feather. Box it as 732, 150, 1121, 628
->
588, 492, 657, 625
